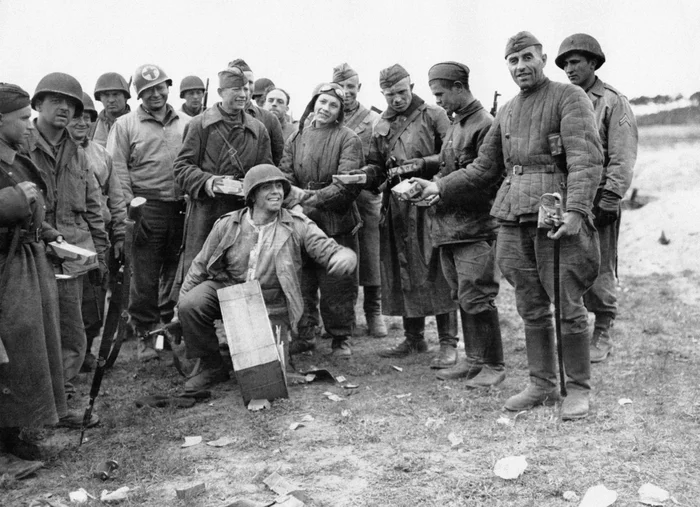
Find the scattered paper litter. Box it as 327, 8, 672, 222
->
341, 409, 350, 417
425, 417, 445, 430
100, 487, 129, 503
493, 455, 527, 480
304, 374, 316, 382
274, 494, 305, 507
247, 399, 271, 411
563, 490, 579, 502
207, 436, 236, 447
579, 484, 617, 507
181, 436, 202, 448
391, 365, 403, 372
263, 472, 301, 496
289, 422, 304, 430
447, 432, 463, 449
68, 489, 90, 504
396, 393, 411, 399
618, 398, 633, 406
497, 416, 513, 426
335, 375, 346, 383
301, 414, 314, 422
175, 483, 205, 500
322, 391, 343, 402
638, 483, 670, 505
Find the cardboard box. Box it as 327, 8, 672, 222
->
48, 241, 97, 265
214, 178, 244, 196
332, 173, 367, 185
391, 179, 422, 201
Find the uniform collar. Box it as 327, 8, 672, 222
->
383, 94, 424, 120
453, 99, 485, 124
201, 103, 260, 137
137, 103, 178, 124
587, 77, 605, 97
0, 139, 17, 165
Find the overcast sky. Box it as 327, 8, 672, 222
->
1, 0, 698, 117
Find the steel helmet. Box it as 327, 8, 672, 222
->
555, 33, 606, 70
179, 75, 206, 98
253, 77, 275, 98
81, 92, 98, 122
31, 72, 84, 117
132, 64, 172, 98
243, 164, 291, 205
93, 72, 131, 101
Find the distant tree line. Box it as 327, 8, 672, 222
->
630, 93, 686, 106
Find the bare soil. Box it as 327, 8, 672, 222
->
3, 125, 699, 507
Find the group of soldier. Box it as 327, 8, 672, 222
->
0, 29, 637, 479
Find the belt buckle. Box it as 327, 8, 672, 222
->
512, 165, 523, 175
35, 228, 41, 242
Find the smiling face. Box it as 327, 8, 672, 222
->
507, 45, 547, 92
313, 93, 341, 126
219, 84, 249, 114
381, 77, 413, 113
337, 74, 360, 110
67, 111, 92, 142
140, 82, 169, 112
36, 93, 77, 129
562, 52, 597, 89
252, 180, 284, 214
0, 105, 33, 147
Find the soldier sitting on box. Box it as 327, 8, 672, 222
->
178, 164, 356, 393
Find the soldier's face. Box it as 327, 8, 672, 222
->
562, 52, 597, 88
99, 91, 127, 116
67, 112, 92, 142
338, 75, 361, 109
0, 106, 33, 146
429, 81, 462, 116
264, 89, 288, 121
253, 181, 284, 213
184, 89, 204, 110
141, 83, 169, 112
36, 94, 77, 128
382, 78, 413, 113
313, 93, 342, 126
243, 71, 255, 103
507, 45, 547, 91
219, 85, 248, 113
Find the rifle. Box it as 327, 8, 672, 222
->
490, 90, 501, 117
80, 197, 146, 445
203, 78, 210, 110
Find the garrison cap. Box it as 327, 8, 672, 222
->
428, 62, 470, 84
228, 58, 252, 72
505, 31, 542, 58
379, 64, 410, 89
332, 63, 358, 84
0, 83, 31, 114
218, 67, 246, 89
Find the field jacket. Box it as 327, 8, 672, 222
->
89, 105, 131, 148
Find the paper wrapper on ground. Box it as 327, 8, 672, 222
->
217, 280, 288, 405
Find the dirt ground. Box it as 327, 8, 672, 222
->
3, 125, 700, 506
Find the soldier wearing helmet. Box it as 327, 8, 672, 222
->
279, 83, 364, 357
556, 33, 638, 364
106, 63, 190, 361
252, 77, 274, 108
25, 73, 108, 425
90, 72, 131, 147
178, 164, 356, 392
178, 75, 206, 119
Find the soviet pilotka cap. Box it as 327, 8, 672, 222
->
332, 63, 358, 84
428, 62, 470, 84
505, 31, 542, 58
0, 83, 31, 113
218, 67, 246, 88
228, 58, 252, 72
379, 64, 410, 89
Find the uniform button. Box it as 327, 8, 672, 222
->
505, 133, 510, 139
2, 387, 10, 395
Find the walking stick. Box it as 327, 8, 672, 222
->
539, 193, 567, 397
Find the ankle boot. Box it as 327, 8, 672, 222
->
465, 308, 506, 388
378, 317, 427, 358
590, 314, 613, 363
504, 327, 560, 411
561, 330, 591, 420
363, 286, 388, 337
436, 309, 481, 380
185, 354, 230, 393
431, 312, 458, 368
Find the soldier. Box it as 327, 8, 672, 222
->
26, 73, 109, 411
361, 64, 458, 365
68, 93, 126, 372
416, 62, 505, 386
332, 63, 386, 338
228, 59, 284, 165
280, 83, 364, 356
264, 87, 297, 140
0, 83, 66, 478
555, 33, 638, 363
252, 77, 275, 108
416, 32, 603, 419
178, 75, 206, 119
174, 66, 273, 285
90, 72, 131, 147
107, 64, 190, 360
179, 164, 356, 392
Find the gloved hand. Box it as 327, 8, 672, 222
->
327, 247, 357, 277
594, 190, 621, 227
112, 239, 124, 260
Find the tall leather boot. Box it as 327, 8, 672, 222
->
363, 286, 387, 337
590, 314, 613, 363
465, 308, 506, 388
437, 309, 482, 380
378, 317, 427, 358
561, 330, 592, 420
431, 312, 458, 369
504, 326, 560, 411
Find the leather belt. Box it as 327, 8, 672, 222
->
510, 164, 560, 176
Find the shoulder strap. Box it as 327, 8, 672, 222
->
346, 108, 372, 132
386, 104, 427, 155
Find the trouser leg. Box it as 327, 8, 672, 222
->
57, 276, 87, 384
179, 280, 224, 359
